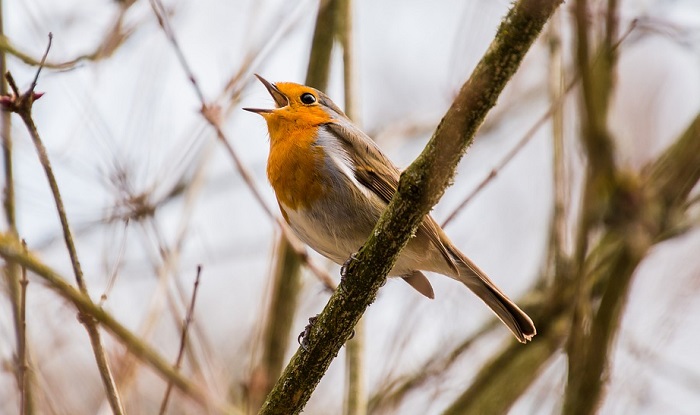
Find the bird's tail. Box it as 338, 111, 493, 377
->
450, 249, 536, 343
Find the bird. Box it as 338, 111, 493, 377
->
243, 75, 536, 343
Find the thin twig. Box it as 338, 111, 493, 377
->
18, 240, 29, 415
0, 0, 33, 411
547, 10, 570, 280
368, 320, 498, 413
0, 0, 15, 233
159, 265, 204, 415
146, 150, 219, 395
28, 34, 51, 92
3, 34, 125, 415
148, 0, 205, 104
441, 74, 576, 228
101, 133, 218, 407
99, 221, 128, 306
0, 236, 240, 414
0, 1, 138, 71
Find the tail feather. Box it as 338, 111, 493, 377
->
452, 252, 536, 343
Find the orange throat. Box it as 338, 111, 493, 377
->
265, 119, 327, 211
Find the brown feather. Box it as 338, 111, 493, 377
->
325, 122, 458, 275
402, 271, 434, 299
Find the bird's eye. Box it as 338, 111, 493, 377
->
300, 93, 316, 105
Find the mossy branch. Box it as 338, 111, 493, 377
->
258, 1, 563, 413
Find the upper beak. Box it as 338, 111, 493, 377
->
243, 74, 289, 114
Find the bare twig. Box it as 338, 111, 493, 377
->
547, 10, 570, 279
442, 313, 568, 415
0, 0, 33, 411
0, 1, 138, 71
104, 156, 218, 409
441, 74, 576, 228
27, 36, 50, 90
148, 0, 205, 104
0, 0, 15, 233
18, 240, 30, 415
368, 321, 498, 413
0, 236, 239, 414
159, 265, 204, 415
3, 34, 125, 415
99, 221, 128, 306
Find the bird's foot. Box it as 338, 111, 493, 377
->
340, 250, 361, 283
296, 315, 358, 350
297, 315, 318, 351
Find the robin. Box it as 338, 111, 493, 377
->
244, 75, 536, 343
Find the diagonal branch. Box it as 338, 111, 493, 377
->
258, 1, 563, 413
159, 265, 204, 415
0, 235, 239, 414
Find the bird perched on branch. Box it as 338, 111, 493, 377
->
244, 75, 536, 343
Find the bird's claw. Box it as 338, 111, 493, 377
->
297, 315, 318, 352
340, 251, 360, 283
296, 315, 358, 351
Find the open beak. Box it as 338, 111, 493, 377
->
243, 74, 289, 114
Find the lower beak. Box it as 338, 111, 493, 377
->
242, 107, 272, 114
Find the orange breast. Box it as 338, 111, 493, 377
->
266, 124, 327, 210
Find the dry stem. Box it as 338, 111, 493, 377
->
159, 265, 204, 415
3, 34, 125, 415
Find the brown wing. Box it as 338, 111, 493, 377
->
324, 122, 458, 274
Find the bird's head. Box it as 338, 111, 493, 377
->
243, 74, 346, 131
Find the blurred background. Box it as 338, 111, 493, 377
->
1, 0, 700, 414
